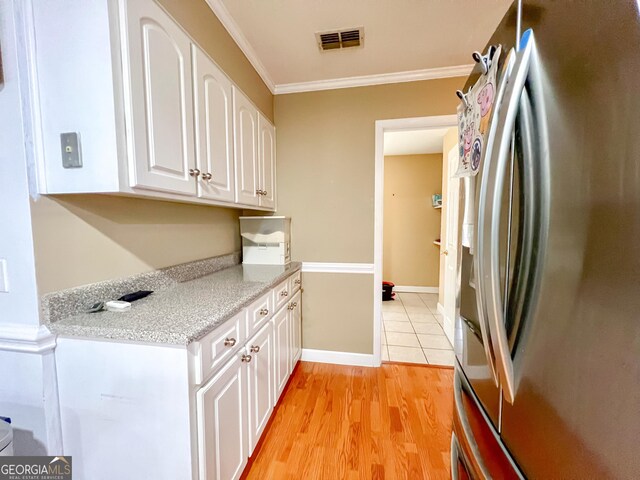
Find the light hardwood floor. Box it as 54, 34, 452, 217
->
242, 361, 454, 479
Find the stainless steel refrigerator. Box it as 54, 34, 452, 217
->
452, 1, 640, 478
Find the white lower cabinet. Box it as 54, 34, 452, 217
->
197, 353, 249, 480
196, 271, 302, 479
55, 271, 301, 480
273, 306, 290, 399
246, 322, 275, 452
290, 291, 302, 366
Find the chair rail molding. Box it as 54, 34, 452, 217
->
301, 262, 374, 275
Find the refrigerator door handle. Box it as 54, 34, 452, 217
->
474, 47, 516, 387
482, 30, 536, 404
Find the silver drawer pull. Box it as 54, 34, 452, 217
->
241, 354, 252, 363
287, 304, 293, 310
250, 345, 260, 353
280, 291, 288, 297
259, 308, 269, 316
293, 302, 298, 307
224, 338, 236, 347
294, 279, 301, 285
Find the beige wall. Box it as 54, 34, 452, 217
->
383, 154, 442, 287
158, 0, 273, 121
438, 127, 460, 306
301, 273, 373, 354
31, 195, 241, 293
275, 77, 464, 354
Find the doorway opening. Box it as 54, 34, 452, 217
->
373, 115, 460, 366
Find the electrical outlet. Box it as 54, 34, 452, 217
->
61, 132, 82, 168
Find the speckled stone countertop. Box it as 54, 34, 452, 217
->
46, 260, 301, 345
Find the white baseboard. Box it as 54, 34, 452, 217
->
301, 348, 375, 367
394, 285, 438, 294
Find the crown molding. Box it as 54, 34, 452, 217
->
204, 0, 276, 93
274, 64, 473, 95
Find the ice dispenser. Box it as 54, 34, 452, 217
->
239, 216, 291, 265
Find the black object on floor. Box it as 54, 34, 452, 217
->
382, 281, 395, 301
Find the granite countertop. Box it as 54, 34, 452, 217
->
47, 262, 301, 345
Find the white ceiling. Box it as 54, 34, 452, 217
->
209, 0, 512, 92
384, 128, 449, 156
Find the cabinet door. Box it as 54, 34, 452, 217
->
124, 0, 196, 196
290, 291, 302, 366
192, 45, 235, 203
258, 114, 276, 210
197, 354, 248, 480
233, 87, 260, 206
246, 323, 275, 453
272, 307, 290, 400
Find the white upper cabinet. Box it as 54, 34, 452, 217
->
259, 114, 276, 210
28, 0, 275, 210
124, 0, 196, 196
233, 87, 277, 210
233, 87, 260, 207
192, 45, 235, 203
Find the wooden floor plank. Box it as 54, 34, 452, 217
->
242, 362, 454, 480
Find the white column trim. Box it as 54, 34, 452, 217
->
393, 286, 439, 294
0, 324, 57, 353
301, 349, 375, 367
301, 262, 374, 274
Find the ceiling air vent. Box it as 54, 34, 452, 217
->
316, 27, 364, 51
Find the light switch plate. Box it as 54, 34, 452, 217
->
0, 259, 8, 293
61, 132, 82, 168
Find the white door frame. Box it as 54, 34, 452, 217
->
373, 115, 458, 366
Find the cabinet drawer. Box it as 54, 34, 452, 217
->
247, 291, 273, 336
273, 278, 290, 313
289, 270, 302, 294
195, 310, 247, 385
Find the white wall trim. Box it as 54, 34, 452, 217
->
301, 262, 374, 274
373, 115, 459, 367
437, 302, 446, 315
203, 0, 276, 93
394, 286, 438, 294
0, 324, 56, 353
301, 348, 375, 367
275, 65, 473, 95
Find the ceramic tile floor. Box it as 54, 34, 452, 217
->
381, 292, 455, 366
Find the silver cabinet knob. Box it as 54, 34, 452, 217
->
241, 354, 252, 363
287, 303, 293, 310
189, 168, 201, 177
250, 345, 260, 353
294, 279, 301, 285
259, 308, 269, 316
255, 189, 263, 195
201, 172, 212, 181
293, 302, 298, 307
262, 190, 268, 196
224, 337, 236, 347
280, 291, 288, 297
